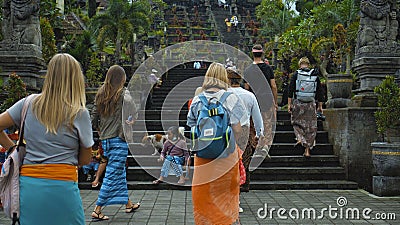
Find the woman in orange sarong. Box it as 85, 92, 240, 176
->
187, 63, 245, 225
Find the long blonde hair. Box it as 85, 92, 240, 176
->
202, 62, 229, 90
95, 65, 126, 117
32, 53, 86, 134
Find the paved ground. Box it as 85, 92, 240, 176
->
1, 189, 399, 224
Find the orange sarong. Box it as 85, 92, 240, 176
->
192, 147, 240, 225
20, 164, 78, 182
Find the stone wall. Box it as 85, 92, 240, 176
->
323, 107, 378, 192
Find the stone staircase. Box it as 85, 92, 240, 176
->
79, 67, 358, 190
211, 6, 242, 48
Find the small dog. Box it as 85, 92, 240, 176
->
141, 127, 185, 156
142, 133, 167, 155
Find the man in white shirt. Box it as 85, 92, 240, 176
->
227, 68, 268, 194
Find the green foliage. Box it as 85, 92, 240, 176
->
66, 31, 96, 72
260, 0, 360, 73
0, 73, 27, 113
40, 0, 63, 29
90, 0, 165, 62
40, 18, 57, 63
85, 54, 103, 87
295, 0, 315, 14
256, 0, 296, 38
88, 0, 97, 18
274, 69, 284, 92
374, 76, 400, 136
0, 0, 2, 41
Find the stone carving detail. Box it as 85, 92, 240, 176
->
356, 0, 400, 55
1, 0, 42, 48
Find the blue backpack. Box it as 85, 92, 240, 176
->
191, 92, 236, 158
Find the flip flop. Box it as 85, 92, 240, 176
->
125, 203, 141, 213
152, 179, 163, 185
91, 211, 109, 221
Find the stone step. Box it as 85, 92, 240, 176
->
127, 142, 334, 156
137, 110, 292, 121
250, 167, 347, 181
132, 119, 324, 132
127, 130, 331, 144
124, 166, 346, 181
249, 180, 358, 190
78, 180, 358, 190
126, 155, 340, 167
152, 90, 199, 95
127, 144, 334, 159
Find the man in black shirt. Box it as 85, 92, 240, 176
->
243, 44, 278, 111
242, 44, 278, 176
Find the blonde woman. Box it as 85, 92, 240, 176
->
0, 53, 93, 225
288, 57, 324, 157
187, 62, 245, 224
91, 65, 140, 221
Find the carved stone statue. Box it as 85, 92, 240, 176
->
0, 0, 44, 89
1, 0, 41, 48
356, 0, 399, 55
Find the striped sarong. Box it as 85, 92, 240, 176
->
96, 137, 129, 206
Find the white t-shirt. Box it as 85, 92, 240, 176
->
228, 87, 264, 136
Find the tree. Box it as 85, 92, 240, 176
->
311, 0, 359, 73
40, 18, 57, 63
256, 0, 296, 40
86, 53, 103, 87
0, 0, 3, 41
66, 30, 96, 72
88, 0, 97, 18
0, 73, 27, 113
90, 0, 164, 63
265, 0, 360, 74
40, 0, 63, 30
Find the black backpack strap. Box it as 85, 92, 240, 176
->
166, 143, 176, 156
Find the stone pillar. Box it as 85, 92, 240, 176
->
352, 0, 400, 107
352, 56, 400, 106
0, 0, 46, 89
323, 108, 377, 192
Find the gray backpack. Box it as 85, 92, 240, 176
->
295, 69, 317, 102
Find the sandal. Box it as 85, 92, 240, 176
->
177, 180, 185, 185
125, 203, 141, 213
152, 179, 163, 185
91, 211, 109, 221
